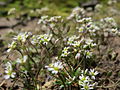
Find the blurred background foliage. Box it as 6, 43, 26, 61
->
0, 0, 110, 17
0, 0, 120, 24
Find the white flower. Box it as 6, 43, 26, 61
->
61, 47, 70, 57
89, 69, 98, 79
45, 61, 63, 74
85, 39, 93, 45
91, 43, 96, 47
31, 35, 39, 45
85, 17, 92, 23
88, 24, 99, 33
79, 74, 90, 83
72, 41, 81, 47
78, 27, 84, 33
85, 50, 92, 58
7, 41, 17, 52
81, 82, 94, 90
4, 62, 16, 79
38, 34, 52, 45
77, 17, 92, 23
16, 55, 28, 64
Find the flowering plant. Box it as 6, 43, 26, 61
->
4, 8, 120, 89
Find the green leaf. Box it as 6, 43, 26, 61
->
107, 71, 112, 77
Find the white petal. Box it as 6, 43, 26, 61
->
4, 75, 10, 79
11, 72, 16, 78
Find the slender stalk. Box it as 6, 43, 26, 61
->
58, 73, 67, 89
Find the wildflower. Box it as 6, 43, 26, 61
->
85, 17, 92, 23
91, 43, 96, 47
88, 24, 99, 33
85, 50, 92, 59
89, 69, 98, 79
85, 39, 93, 45
31, 35, 39, 45
45, 61, 63, 74
16, 55, 28, 64
79, 74, 90, 85
83, 39, 93, 49
73, 41, 81, 47
7, 41, 17, 52
61, 47, 70, 57
81, 82, 94, 90
78, 27, 84, 33
4, 62, 16, 79
38, 34, 52, 45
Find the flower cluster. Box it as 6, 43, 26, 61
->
67, 35, 82, 47
76, 17, 99, 36
100, 17, 120, 36
67, 7, 86, 20
7, 32, 52, 54
38, 16, 63, 29
83, 38, 96, 49
78, 69, 98, 90
100, 17, 117, 28
14, 32, 32, 43
31, 34, 52, 45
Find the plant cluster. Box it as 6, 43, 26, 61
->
4, 7, 120, 90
